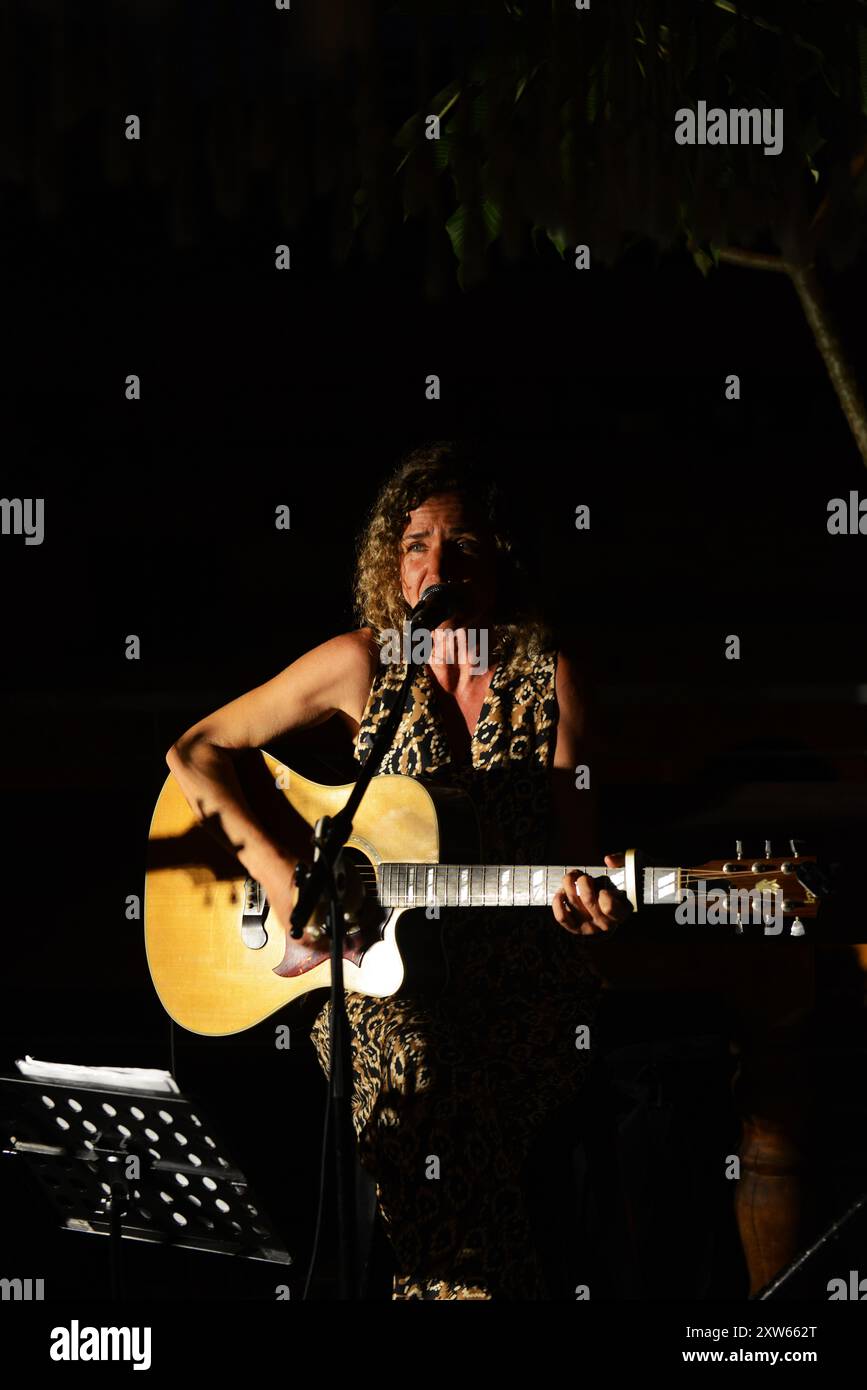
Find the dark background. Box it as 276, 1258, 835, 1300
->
1, 3, 866, 1303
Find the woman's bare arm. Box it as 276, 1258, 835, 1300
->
165, 628, 380, 907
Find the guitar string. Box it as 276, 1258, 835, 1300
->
353, 868, 800, 881
354, 866, 803, 903
355, 866, 800, 873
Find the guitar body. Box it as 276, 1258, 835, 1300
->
144, 752, 479, 1036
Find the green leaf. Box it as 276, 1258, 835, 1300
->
691, 245, 715, 278
445, 199, 502, 265
393, 112, 423, 153
481, 197, 502, 245
394, 78, 461, 150
547, 227, 569, 258
445, 204, 467, 262
586, 72, 598, 123
429, 134, 452, 171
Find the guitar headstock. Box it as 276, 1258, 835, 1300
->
683, 840, 826, 930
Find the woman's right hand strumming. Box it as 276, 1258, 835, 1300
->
263, 855, 366, 950
262, 858, 324, 950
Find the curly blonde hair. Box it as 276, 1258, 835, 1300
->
352, 440, 553, 672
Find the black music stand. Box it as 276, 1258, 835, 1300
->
0, 1060, 292, 1299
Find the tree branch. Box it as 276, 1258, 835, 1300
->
788, 262, 867, 467
715, 245, 790, 273
688, 237, 867, 466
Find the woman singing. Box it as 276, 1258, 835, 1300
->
166, 440, 632, 1299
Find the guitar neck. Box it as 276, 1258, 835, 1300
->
377, 861, 682, 910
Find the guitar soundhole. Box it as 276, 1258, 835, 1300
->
345, 848, 389, 942
244, 848, 387, 958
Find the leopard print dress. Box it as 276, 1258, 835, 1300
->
309, 645, 602, 1299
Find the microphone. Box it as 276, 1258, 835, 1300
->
408, 582, 459, 630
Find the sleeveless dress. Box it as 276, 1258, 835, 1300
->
309, 646, 603, 1299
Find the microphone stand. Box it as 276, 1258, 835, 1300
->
290, 585, 455, 1299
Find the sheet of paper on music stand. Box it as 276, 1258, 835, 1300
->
14, 1056, 180, 1095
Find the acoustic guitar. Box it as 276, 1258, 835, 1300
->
144, 751, 821, 1036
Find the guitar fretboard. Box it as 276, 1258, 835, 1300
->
377, 864, 681, 909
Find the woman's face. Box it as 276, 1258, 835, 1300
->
399, 491, 497, 627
